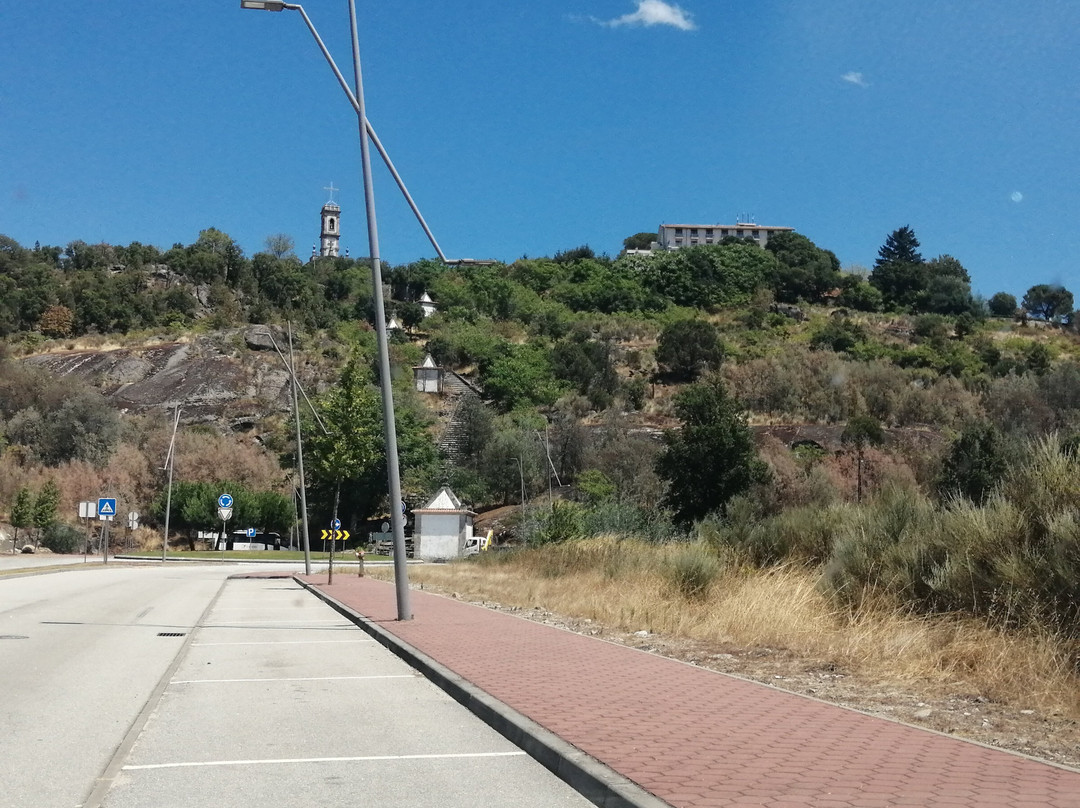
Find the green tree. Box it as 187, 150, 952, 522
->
875, 226, 923, 266
10, 487, 34, 552
634, 243, 777, 309
622, 232, 656, 251
655, 377, 765, 524
870, 226, 927, 310
1022, 284, 1074, 323
304, 359, 383, 523
937, 423, 1009, 504
398, 302, 425, 333
304, 358, 438, 524
482, 344, 564, 411
32, 480, 61, 549
988, 292, 1017, 317
550, 329, 619, 409
841, 415, 885, 503
764, 231, 841, 304
656, 319, 725, 381
836, 277, 884, 312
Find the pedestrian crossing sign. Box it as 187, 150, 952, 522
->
97, 498, 116, 517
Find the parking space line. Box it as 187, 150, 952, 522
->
123, 751, 527, 771
171, 674, 415, 684
199, 622, 349, 626
191, 639, 374, 647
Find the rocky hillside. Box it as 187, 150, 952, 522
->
19, 327, 295, 429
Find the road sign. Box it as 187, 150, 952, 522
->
332, 518, 341, 531
217, 506, 233, 522
127, 511, 140, 529
97, 498, 116, 521
381, 521, 390, 533
319, 529, 351, 542
246, 527, 257, 537
401, 499, 407, 517
218, 493, 233, 509
79, 501, 97, 519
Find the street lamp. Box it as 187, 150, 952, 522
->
240, 1, 448, 263
241, 0, 412, 618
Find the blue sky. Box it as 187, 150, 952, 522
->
2, 1, 1078, 298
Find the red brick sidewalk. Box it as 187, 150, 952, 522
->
301, 575, 1080, 808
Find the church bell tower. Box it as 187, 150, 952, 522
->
319, 183, 341, 258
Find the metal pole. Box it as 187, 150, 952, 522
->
162, 406, 181, 563
328, 483, 340, 585
348, 0, 411, 620
289, 323, 312, 575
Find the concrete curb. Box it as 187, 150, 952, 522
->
296, 577, 671, 808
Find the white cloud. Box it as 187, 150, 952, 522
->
841, 71, 869, 88
599, 1, 697, 31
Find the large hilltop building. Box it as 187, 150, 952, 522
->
654, 221, 793, 251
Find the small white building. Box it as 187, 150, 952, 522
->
413, 354, 443, 394
413, 485, 475, 562
387, 316, 402, 332
419, 291, 437, 319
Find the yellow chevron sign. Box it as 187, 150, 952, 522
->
319, 529, 351, 542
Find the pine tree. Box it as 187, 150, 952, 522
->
33, 480, 61, 549
10, 487, 34, 553
875, 226, 923, 267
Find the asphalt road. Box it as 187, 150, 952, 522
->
0, 564, 594, 808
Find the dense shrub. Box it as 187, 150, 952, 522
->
662, 543, 721, 599
41, 522, 82, 554
820, 442, 1080, 636
702, 497, 852, 566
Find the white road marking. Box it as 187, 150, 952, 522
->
123, 751, 527, 771
209, 606, 329, 611
200, 619, 349, 625
171, 674, 415, 685
191, 639, 373, 647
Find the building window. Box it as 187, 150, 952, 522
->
674, 228, 683, 235
736, 229, 744, 236
691, 238, 698, 245
690, 228, 699, 236
705, 237, 713, 244
675, 238, 683, 246
706, 229, 714, 237
753, 230, 760, 238
720, 229, 728, 236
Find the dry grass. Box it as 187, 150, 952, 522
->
376, 537, 1080, 718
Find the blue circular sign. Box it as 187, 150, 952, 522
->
332, 518, 341, 530
218, 493, 233, 508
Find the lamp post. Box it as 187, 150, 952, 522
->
241, 0, 410, 618
161, 405, 181, 563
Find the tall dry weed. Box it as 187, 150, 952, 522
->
382, 538, 1080, 718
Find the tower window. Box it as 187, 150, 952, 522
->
328, 218, 336, 232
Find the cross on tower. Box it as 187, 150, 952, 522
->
324, 182, 339, 204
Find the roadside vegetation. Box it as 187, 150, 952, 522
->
2, 224, 1080, 716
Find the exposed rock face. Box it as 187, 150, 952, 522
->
22, 332, 293, 427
